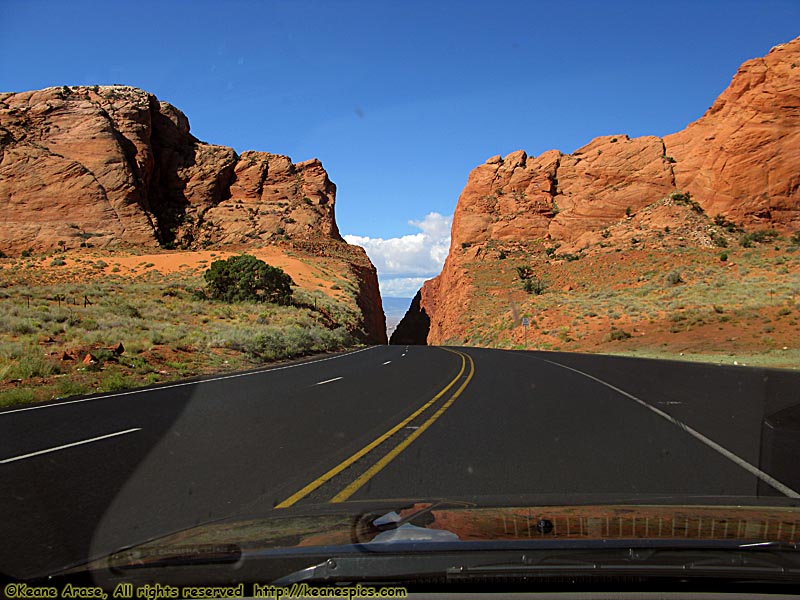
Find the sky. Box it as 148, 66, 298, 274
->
1, 1, 798, 297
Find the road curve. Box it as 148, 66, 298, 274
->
2, 345, 799, 579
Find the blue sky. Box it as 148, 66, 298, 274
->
1, 1, 798, 296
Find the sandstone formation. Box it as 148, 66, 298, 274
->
0, 85, 386, 343
0, 86, 342, 252
392, 36, 800, 345
387, 291, 430, 345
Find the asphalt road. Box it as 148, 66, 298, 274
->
2, 345, 799, 579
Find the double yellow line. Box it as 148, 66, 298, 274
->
276, 348, 475, 508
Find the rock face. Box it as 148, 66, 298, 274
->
394, 36, 800, 345
0, 85, 342, 252
0, 85, 386, 344
388, 291, 430, 345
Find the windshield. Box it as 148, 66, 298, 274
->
2, 1, 800, 597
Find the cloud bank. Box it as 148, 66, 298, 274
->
344, 212, 452, 298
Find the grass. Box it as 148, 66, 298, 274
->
442, 237, 800, 368
0, 247, 369, 407
606, 348, 800, 370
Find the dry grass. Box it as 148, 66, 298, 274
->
451, 226, 800, 369
0, 245, 368, 407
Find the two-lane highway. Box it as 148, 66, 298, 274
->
2, 345, 799, 580
1, 345, 463, 578
345, 348, 799, 501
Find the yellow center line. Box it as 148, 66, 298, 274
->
330, 350, 475, 503
274, 349, 467, 509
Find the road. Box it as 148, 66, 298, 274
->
2, 345, 799, 579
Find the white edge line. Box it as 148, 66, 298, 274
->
0, 346, 376, 416
0, 428, 141, 464
537, 357, 800, 499
315, 377, 343, 386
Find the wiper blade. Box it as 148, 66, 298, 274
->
107, 543, 241, 570
274, 543, 800, 586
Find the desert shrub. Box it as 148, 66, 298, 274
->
515, 265, 534, 280
0, 388, 35, 407
740, 229, 778, 247
110, 302, 142, 319
204, 254, 294, 304
57, 379, 90, 398
10, 320, 36, 335
710, 233, 728, 248
241, 325, 352, 361
80, 318, 99, 331
523, 277, 546, 295
5, 354, 61, 379
604, 328, 632, 342
719, 252, 728, 262
665, 270, 683, 286
669, 191, 703, 213
714, 214, 740, 232
100, 371, 134, 392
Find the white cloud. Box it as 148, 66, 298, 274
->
344, 212, 452, 299
379, 277, 430, 298
344, 212, 452, 276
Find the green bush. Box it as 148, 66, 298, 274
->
710, 233, 728, 248
713, 214, 739, 232
0, 388, 35, 408
523, 277, 546, 295
100, 371, 134, 392
515, 265, 534, 280
740, 229, 778, 248
669, 191, 703, 214
204, 254, 294, 304
6, 355, 61, 379
242, 325, 352, 361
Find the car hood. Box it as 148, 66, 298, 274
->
74, 496, 800, 573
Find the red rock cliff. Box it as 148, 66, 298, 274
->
0, 85, 386, 343
0, 85, 344, 252
393, 37, 800, 345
